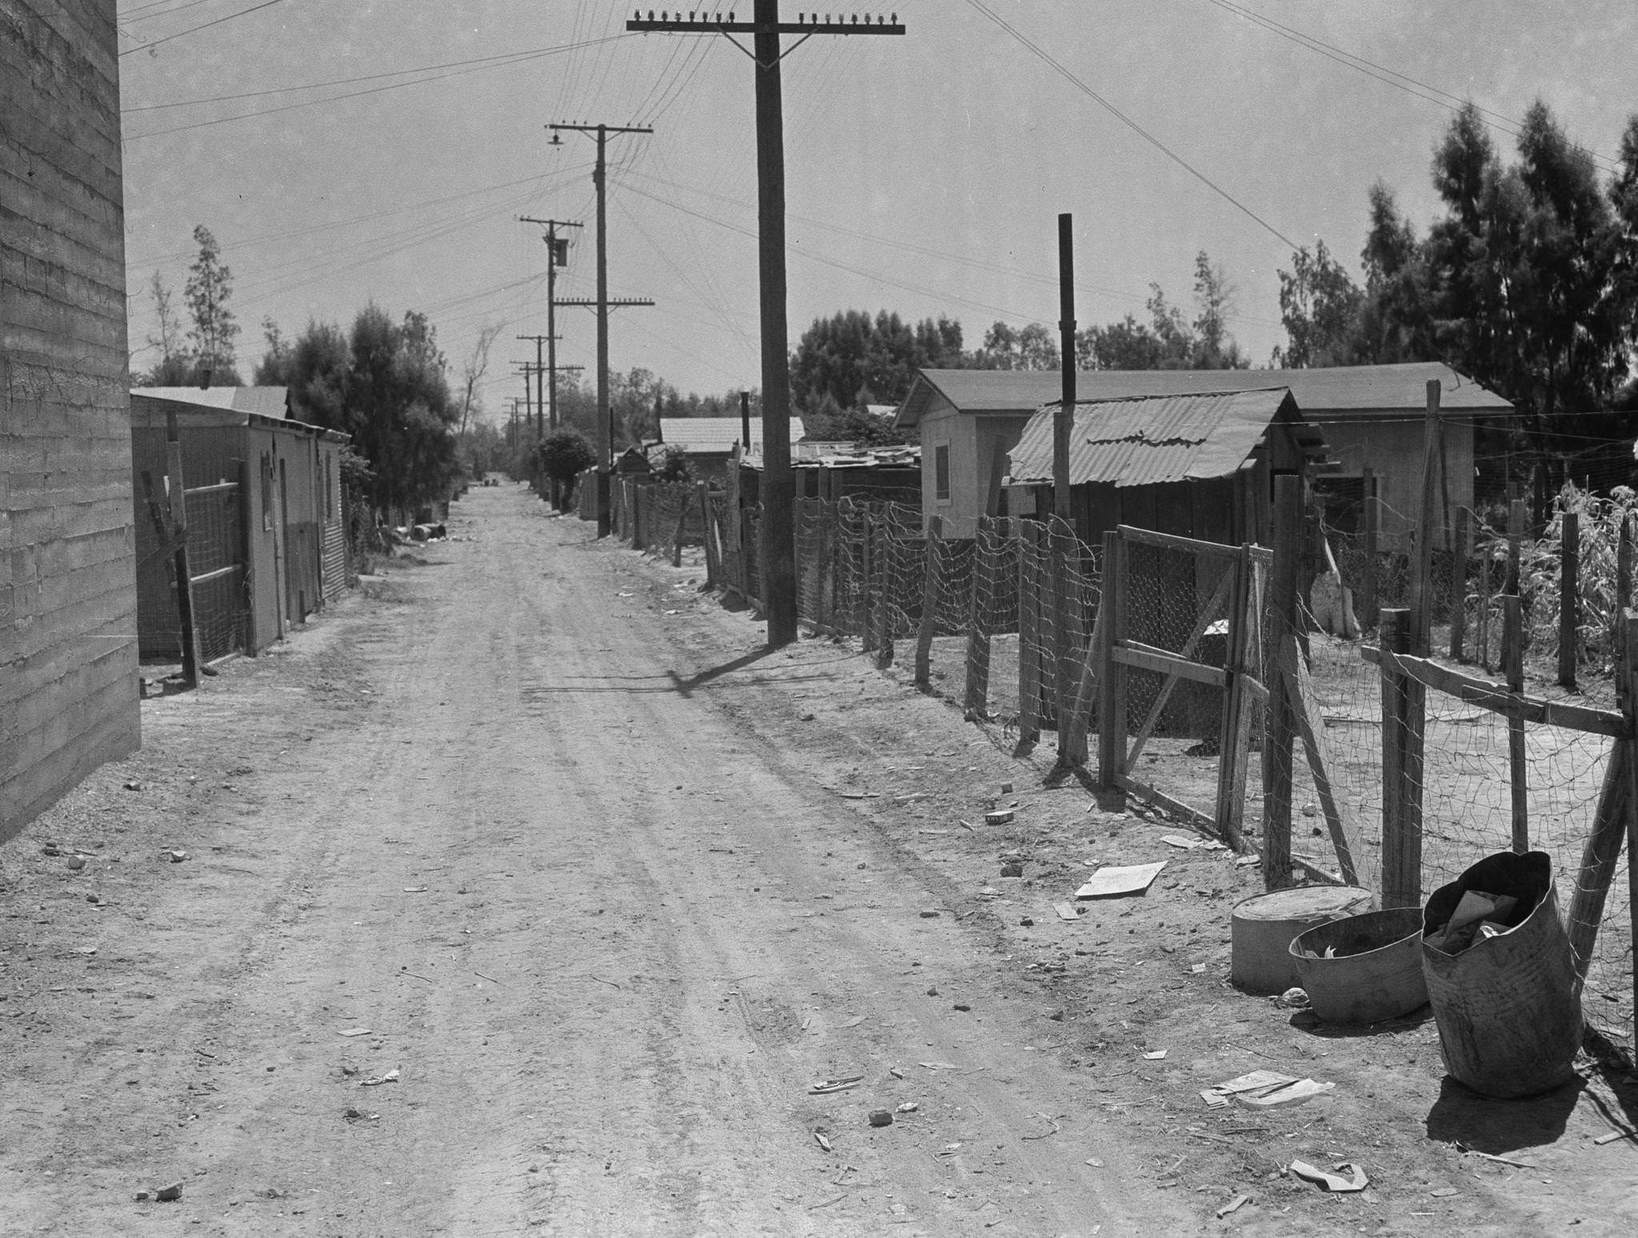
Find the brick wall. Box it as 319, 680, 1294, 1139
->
1, 0, 140, 841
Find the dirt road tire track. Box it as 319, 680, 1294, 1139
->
1, 487, 1178, 1236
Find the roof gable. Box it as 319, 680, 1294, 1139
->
131, 386, 290, 418
659, 417, 807, 454
896, 362, 1511, 428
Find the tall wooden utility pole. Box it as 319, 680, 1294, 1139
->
519, 216, 583, 431
513, 361, 540, 437
1055, 214, 1075, 518
628, 5, 905, 647
548, 122, 653, 538
516, 335, 550, 436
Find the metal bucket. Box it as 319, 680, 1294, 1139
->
1230, 885, 1376, 995
1290, 907, 1428, 1024
1421, 850, 1582, 1099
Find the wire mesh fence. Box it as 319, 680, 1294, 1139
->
1289, 607, 1634, 1050
587, 482, 1638, 1051
1324, 484, 1638, 686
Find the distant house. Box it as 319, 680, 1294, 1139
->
129, 389, 349, 660
656, 417, 806, 485
3, 1, 141, 843
1005, 388, 1330, 548
741, 442, 922, 505
895, 363, 1512, 545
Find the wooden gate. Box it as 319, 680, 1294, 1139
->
1095, 525, 1269, 848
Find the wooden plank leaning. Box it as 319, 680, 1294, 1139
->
1567, 611, 1638, 986
1280, 633, 1359, 885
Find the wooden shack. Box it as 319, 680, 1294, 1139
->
129, 389, 349, 660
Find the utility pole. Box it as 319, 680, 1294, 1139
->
628, 5, 905, 647
513, 362, 536, 437
518, 216, 583, 431
548, 122, 654, 538
1056, 213, 1075, 517
516, 335, 550, 437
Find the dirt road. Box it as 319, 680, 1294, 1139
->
3, 486, 1183, 1235
8, 484, 1637, 1236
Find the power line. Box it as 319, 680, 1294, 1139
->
628, 3, 908, 649
123, 36, 637, 140
1200, 0, 1622, 175
119, 0, 287, 58
963, 0, 1299, 251
548, 121, 655, 537
123, 37, 628, 114
126, 167, 585, 271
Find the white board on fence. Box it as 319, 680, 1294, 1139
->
1074, 861, 1168, 899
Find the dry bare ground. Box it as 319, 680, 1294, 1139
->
2, 484, 1635, 1236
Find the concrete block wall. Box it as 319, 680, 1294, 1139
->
2, 0, 140, 841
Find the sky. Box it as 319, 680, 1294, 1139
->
116, 1, 1638, 424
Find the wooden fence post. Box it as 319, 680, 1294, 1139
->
1361, 467, 1379, 627
1450, 506, 1469, 662
965, 520, 996, 719
1570, 611, 1638, 985
1477, 526, 1493, 671
1627, 612, 1638, 1034
1410, 380, 1442, 653
1379, 608, 1423, 908
1261, 474, 1302, 890
164, 414, 200, 686
1050, 520, 1077, 737
1559, 509, 1579, 689
697, 483, 717, 588
1504, 594, 1529, 853
723, 450, 743, 597
914, 516, 943, 687
876, 514, 895, 668
1213, 545, 1253, 853
1566, 730, 1631, 982
1616, 516, 1633, 668
1096, 529, 1125, 794
815, 501, 834, 631
1507, 498, 1527, 593
1017, 521, 1043, 743
859, 507, 878, 653
671, 485, 689, 568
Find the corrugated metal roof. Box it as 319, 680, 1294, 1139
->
1007, 388, 1314, 487
659, 416, 807, 454
895, 362, 1511, 428
132, 386, 290, 418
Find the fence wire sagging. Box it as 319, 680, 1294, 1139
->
1324, 485, 1638, 688
582, 470, 1638, 1052
1291, 613, 1634, 1049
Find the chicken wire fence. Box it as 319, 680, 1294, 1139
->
1322, 485, 1638, 684
593, 485, 1637, 1049
1280, 604, 1634, 1051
